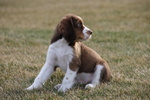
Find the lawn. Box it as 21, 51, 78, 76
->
0, 0, 150, 99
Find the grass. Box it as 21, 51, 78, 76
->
0, 0, 150, 99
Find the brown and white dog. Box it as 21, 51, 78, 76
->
26, 14, 111, 92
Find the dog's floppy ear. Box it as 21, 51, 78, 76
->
50, 23, 63, 44
62, 16, 76, 46
66, 17, 76, 46
51, 16, 76, 45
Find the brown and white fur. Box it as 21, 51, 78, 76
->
26, 14, 111, 92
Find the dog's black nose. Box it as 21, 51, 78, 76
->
87, 30, 92, 35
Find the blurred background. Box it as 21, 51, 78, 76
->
0, 0, 149, 32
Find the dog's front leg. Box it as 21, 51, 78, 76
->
26, 46, 56, 90
26, 63, 55, 90
58, 67, 77, 92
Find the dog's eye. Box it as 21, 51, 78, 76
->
77, 23, 82, 28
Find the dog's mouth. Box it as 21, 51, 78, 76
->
78, 34, 91, 41
82, 26, 92, 41
83, 34, 92, 40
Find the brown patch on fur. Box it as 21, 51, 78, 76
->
69, 42, 81, 71
75, 29, 85, 41
69, 42, 111, 83
77, 43, 102, 73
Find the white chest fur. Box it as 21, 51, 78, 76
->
49, 38, 74, 72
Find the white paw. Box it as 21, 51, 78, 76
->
25, 83, 43, 91
85, 84, 96, 89
58, 85, 69, 93
25, 85, 34, 90
54, 84, 61, 89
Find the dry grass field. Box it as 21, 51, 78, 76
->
0, 0, 150, 99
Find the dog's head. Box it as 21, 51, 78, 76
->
53, 14, 92, 45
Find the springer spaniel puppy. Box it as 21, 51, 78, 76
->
26, 14, 111, 92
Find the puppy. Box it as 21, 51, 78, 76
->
26, 14, 111, 92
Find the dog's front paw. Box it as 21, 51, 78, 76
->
25, 85, 34, 90
58, 85, 69, 93
54, 84, 61, 89
25, 82, 43, 91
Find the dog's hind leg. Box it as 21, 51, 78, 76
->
85, 61, 111, 89
85, 64, 103, 89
